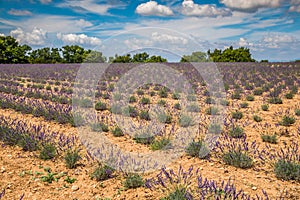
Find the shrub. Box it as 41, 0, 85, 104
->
140, 110, 150, 121
205, 97, 215, 104
140, 97, 150, 105
179, 114, 195, 127
157, 99, 166, 107
18, 134, 40, 152
90, 122, 109, 132
134, 132, 155, 145
123, 106, 139, 118
205, 106, 219, 115
46, 85, 52, 90
129, 95, 137, 103
172, 93, 180, 100
253, 88, 263, 95
91, 165, 114, 181
274, 159, 300, 181
261, 134, 277, 144
240, 102, 248, 108
162, 187, 191, 200
232, 110, 243, 120
231, 91, 241, 100
157, 112, 172, 124
220, 99, 229, 106
261, 104, 269, 111
150, 138, 171, 150
253, 115, 262, 122
223, 151, 253, 169
137, 89, 144, 95
280, 115, 296, 126
295, 109, 300, 116
185, 140, 209, 158
186, 104, 200, 112
229, 126, 245, 138
64, 149, 81, 169
39, 143, 57, 160
208, 123, 222, 134
123, 174, 144, 189
174, 103, 181, 110
268, 97, 282, 104
159, 89, 168, 98
149, 91, 156, 96
112, 126, 124, 137
110, 104, 122, 114
95, 101, 107, 111
285, 92, 294, 99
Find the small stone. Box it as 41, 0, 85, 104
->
252, 186, 257, 190
0, 167, 5, 173
71, 185, 79, 191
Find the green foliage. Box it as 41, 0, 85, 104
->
205, 106, 219, 115
129, 95, 137, 103
246, 95, 255, 101
111, 52, 167, 63
95, 101, 107, 111
280, 115, 296, 126
253, 115, 262, 122
161, 186, 190, 200
140, 97, 150, 105
180, 51, 208, 62
207, 46, 256, 62
185, 140, 209, 158
231, 91, 241, 100
274, 159, 300, 181
150, 138, 171, 151
112, 126, 124, 137
261, 104, 269, 111
240, 102, 248, 108
208, 123, 222, 134
140, 110, 150, 121
64, 149, 81, 169
174, 103, 181, 110
261, 134, 277, 144
186, 103, 200, 112
134, 132, 155, 145
0, 35, 31, 63
223, 151, 253, 169
295, 109, 300, 116
229, 125, 245, 138
179, 114, 195, 127
268, 97, 282, 104
90, 122, 109, 132
91, 165, 114, 181
39, 143, 57, 160
253, 88, 263, 95
64, 176, 76, 184
232, 110, 243, 120
285, 92, 294, 99
123, 174, 144, 189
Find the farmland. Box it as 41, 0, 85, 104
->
0, 62, 300, 200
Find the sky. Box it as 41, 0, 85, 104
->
0, 0, 300, 62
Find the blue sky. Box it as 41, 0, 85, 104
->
0, 0, 300, 61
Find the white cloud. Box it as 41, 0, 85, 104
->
151, 32, 188, 44
182, 0, 232, 17
57, 33, 101, 46
75, 19, 93, 28
0, 33, 5, 37
57, 0, 114, 15
136, 1, 174, 16
289, 0, 300, 12
10, 27, 47, 45
262, 34, 296, 48
220, 0, 282, 12
40, 0, 52, 4
8, 9, 32, 16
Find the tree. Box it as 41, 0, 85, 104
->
112, 54, 132, 63
84, 50, 106, 63
132, 52, 149, 62
61, 45, 86, 63
207, 46, 256, 62
180, 51, 208, 62
111, 52, 167, 63
0, 35, 31, 63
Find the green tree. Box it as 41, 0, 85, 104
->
62, 45, 86, 63
180, 51, 208, 62
0, 35, 31, 63
84, 50, 106, 63
132, 52, 149, 62
207, 46, 255, 62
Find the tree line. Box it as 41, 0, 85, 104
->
1, 35, 262, 64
